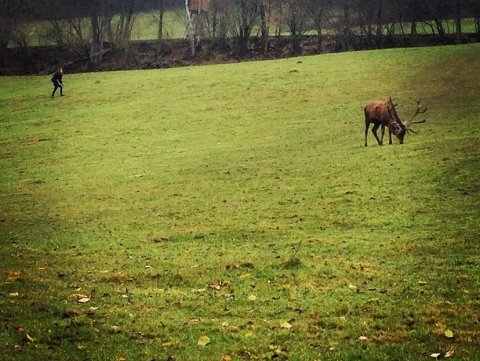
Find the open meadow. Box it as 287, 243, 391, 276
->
0, 44, 479, 360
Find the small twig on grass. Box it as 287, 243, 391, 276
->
282, 240, 304, 269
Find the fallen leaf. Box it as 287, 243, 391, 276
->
269, 344, 288, 357
78, 297, 90, 304
239, 273, 252, 279
221, 355, 232, 361
445, 348, 455, 358
348, 284, 357, 290
358, 336, 368, 341
309, 313, 321, 319
161, 341, 177, 347
418, 281, 428, 285
15, 326, 26, 333
189, 317, 201, 324
6, 271, 21, 282
430, 353, 441, 359
197, 335, 210, 347
71, 293, 89, 299
444, 329, 454, 338
280, 321, 292, 329
26, 334, 35, 343
9, 292, 19, 297
248, 294, 257, 301
209, 283, 221, 290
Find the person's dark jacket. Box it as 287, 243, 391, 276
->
51, 71, 63, 85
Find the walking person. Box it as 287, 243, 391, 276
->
51, 67, 64, 98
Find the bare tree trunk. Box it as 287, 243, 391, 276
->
0, 38, 10, 67
90, 15, 102, 68
376, 0, 383, 47
260, 1, 268, 55
410, 21, 417, 36
239, 0, 251, 55
455, 0, 462, 44
433, 17, 445, 40
217, 7, 227, 45
340, 0, 351, 50
316, 9, 323, 52
211, 8, 217, 38
476, 10, 480, 42
0, 0, 15, 66
185, 0, 196, 57
121, 2, 135, 66
408, 0, 419, 45
306, 3, 324, 52
289, 10, 300, 55
156, 0, 165, 58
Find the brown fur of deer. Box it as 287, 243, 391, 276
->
364, 98, 427, 146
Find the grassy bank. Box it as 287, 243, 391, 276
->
0, 44, 479, 360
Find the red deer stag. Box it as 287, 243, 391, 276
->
364, 98, 427, 146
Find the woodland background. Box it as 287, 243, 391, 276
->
1, 0, 480, 74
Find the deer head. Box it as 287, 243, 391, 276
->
386, 98, 407, 144
403, 99, 427, 133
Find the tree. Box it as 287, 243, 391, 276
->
235, 0, 259, 55
283, 0, 309, 55
156, 0, 166, 58
455, 0, 461, 44
259, 0, 272, 54
0, 0, 18, 66
185, 0, 196, 56
304, 0, 333, 52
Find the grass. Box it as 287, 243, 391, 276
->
1, 44, 479, 360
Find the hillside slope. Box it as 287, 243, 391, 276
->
0, 44, 479, 360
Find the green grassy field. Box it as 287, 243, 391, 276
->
1, 44, 479, 360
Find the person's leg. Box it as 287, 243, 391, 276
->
52, 85, 58, 98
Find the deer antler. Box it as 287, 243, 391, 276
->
404, 98, 427, 133
388, 97, 398, 107
409, 98, 427, 124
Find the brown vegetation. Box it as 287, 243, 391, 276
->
2, 33, 478, 76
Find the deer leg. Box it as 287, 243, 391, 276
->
365, 122, 370, 146
380, 124, 385, 145
372, 123, 382, 145
388, 128, 393, 144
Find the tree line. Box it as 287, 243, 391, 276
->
1, 0, 479, 69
